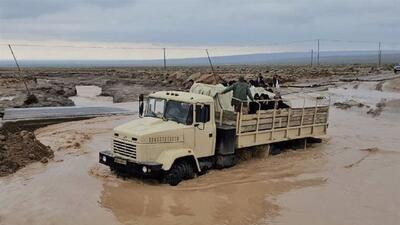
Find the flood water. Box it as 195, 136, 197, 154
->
0, 80, 399, 225
69, 85, 137, 111
69, 85, 114, 106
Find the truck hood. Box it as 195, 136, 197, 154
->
114, 117, 188, 142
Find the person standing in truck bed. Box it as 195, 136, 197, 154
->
219, 75, 254, 112
272, 74, 280, 88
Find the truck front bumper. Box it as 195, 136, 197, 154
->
99, 151, 163, 177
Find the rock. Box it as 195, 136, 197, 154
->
24, 94, 39, 105
28, 153, 36, 160
28, 132, 35, 139
0, 165, 7, 172
22, 132, 34, 141
334, 100, 365, 110
20, 130, 28, 137
40, 157, 49, 164
185, 72, 202, 83
55, 89, 65, 95
0, 134, 6, 141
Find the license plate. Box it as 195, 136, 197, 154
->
114, 158, 127, 165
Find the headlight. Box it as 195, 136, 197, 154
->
142, 166, 148, 173
102, 156, 107, 162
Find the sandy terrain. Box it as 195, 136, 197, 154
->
0, 77, 399, 225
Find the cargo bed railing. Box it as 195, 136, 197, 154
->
215, 94, 330, 137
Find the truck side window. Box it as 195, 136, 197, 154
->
196, 104, 210, 123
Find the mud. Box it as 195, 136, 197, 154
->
0, 77, 399, 224
0, 129, 54, 176
334, 100, 365, 109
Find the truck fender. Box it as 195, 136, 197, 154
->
156, 149, 200, 172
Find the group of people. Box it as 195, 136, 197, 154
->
248, 73, 280, 89
217, 74, 285, 113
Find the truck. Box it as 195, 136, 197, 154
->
394, 64, 400, 74
99, 83, 330, 185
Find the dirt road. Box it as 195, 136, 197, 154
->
0, 81, 399, 225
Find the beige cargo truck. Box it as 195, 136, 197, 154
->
99, 84, 330, 185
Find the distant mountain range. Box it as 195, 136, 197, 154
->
0, 50, 399, 67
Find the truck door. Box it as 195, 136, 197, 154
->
194, 104, 216, 157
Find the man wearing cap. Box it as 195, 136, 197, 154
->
219, 75, 254, 112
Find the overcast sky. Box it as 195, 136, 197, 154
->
0, 0, 399, 59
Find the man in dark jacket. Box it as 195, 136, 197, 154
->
272, 74, 279, 88
256, 73, 265, 87
220, 76, 254, 112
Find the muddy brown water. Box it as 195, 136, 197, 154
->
0, 82, 399, 225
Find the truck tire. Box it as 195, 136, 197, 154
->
164, 161, 194, 186
182, 162, 195, 179
270, 145, 281, 155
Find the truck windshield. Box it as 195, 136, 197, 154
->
145, 98, 193, 125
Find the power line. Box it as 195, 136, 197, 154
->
319, 39, 379, 44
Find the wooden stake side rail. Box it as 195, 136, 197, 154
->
214, 105, 329, 149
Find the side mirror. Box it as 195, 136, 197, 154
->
139, 94, 144, 117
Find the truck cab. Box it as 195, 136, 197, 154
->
100, 91, 217, 185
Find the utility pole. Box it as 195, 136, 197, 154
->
317, 39, 320, 66
163, 48, 167, 70
378, 42, 382, 68
310, 49, 314, 67
8, 44, 31, 95
205, 49, 218, 83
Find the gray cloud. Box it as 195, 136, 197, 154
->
0, 0, 133, 19
0, 0, 399, 47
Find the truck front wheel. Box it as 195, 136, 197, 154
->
164, 161, 195, 186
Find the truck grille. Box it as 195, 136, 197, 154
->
113, 139, 136, 159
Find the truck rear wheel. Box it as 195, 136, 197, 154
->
164, 161, 195, 186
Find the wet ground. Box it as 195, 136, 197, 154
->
0, 65, 394, 110
0, 80, 399, 225
2, 85, 136, 123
